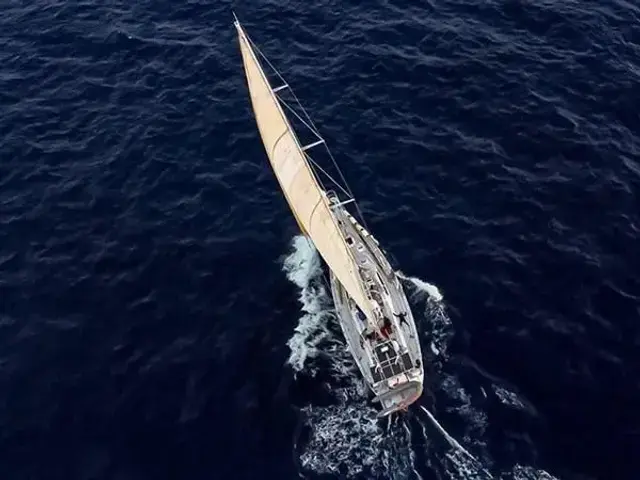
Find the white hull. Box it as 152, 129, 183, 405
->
328, 198, 424, 417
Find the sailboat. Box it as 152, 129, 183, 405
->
234, 16, 424, 417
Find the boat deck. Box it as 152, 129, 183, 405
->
328, 197, 423, 415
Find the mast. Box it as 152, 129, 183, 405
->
234, 18, 375, 323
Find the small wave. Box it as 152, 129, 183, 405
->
282, 235, 334, 375
491, 384, 534, 414
507, 465, 561, 480
416, 376, 560, 480
436, 372, 491, 474
397, 271, 452, 358
443, 450, 494, 480
397, 270, 444, 302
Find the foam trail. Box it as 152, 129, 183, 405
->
394, 270, 558, 480
283, 235, 320, 290
282, 236, 333, 374
492, 384, 535, 414
397, 270, 443, 302
419, 405, 476, 461
402, 420, 424, 480
419, 405, 492, 478
282, 240, 560, 480
282, 236, 413, 478
510, 465, 561, 479
440, 373, 488, 444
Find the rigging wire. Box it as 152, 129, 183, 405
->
243, 28, 371, 232
277, 98, 353, 199
275, 91, 322, 139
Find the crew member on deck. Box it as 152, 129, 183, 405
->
380, 317, 392, 339
394, 311, 409, 327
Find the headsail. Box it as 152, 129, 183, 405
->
234, 20, 374, 321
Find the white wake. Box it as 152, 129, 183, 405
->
282, 237, 560, 480
282, 235, 413, 478
282, 236, 333, 375
397, 270, 443, 302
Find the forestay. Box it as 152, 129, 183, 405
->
234, 20, 374, 321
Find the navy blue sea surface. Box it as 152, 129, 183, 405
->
1, 0, 639, 479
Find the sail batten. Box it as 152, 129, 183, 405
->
235, 23, 373, 321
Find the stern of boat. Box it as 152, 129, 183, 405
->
330, 268, 425, 417
327, 201, 426, 417
373, 379, 423, 417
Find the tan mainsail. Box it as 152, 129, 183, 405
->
235, 21, 374, 321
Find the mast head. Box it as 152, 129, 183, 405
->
232, 11, 240, 28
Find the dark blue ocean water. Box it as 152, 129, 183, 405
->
1, 0, 639, 479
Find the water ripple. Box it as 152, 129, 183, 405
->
1, 0, 639, 479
